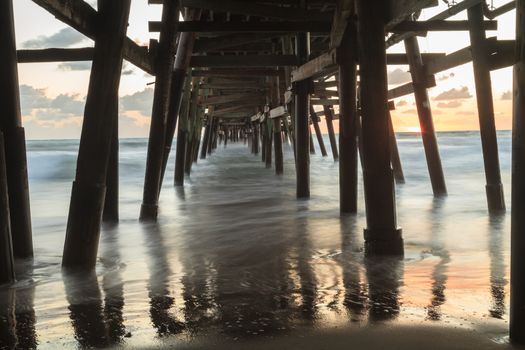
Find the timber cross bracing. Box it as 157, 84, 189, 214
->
4, 0, 525, 344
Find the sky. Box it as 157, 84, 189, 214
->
12, 0, 517, 139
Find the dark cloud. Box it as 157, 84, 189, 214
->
19, 85, 51, 115
120, 88, 154, 116
501, 91, 512, 100
387, 68, 412, 85
21, 27, 87, 49
456, 111, 476, 116
437, 100, 462, 108
433, 86, 472, 101
396, 100, 408, 107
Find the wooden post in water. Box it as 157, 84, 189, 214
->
0, 0, 33, 259
388, 110, 405, 184
140, 0, 180, 220
310, 106, 327, 157
174, 75, 193, 185
207, 116, 215, 154
102, 97, 119, 223
62, 0, 131, 268
274, 118, 284, 174
253, 123, 260, 154
309, 127, 316, 155
295, 32, 311, 198
0, 132, 15, 284
404, 36, 446, 196
356, 0, 403, 256
468, 4, 506, 212
511, 0, 525, 343
200, 119, 211, 159
338, 19, 358, 214
265, 117, 273, 169
324, 105, 339, 161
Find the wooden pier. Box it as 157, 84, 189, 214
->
3, 0, 525, 344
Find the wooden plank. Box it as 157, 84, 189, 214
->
190, 55, 298, 67
200, 93, 265, 105
31, 0, 153, 73
329, 0, 353, 49
291, 49, 337, 82
311, 98, 339, 106
269, 106, 287, 119
149, 20, 332, 32
391, 20, 497, 33
193, 33, 280, 52
192, 68, 283, 77
386, 0, 439, 30
17, 47, 93, 63
387, 75, 436, 100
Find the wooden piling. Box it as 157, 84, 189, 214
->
338, 19, 358, 214
356, 0, 403, 256
311, 107, 328, 157
174, 76, 193, 186
200, 119, 211, 159
511, 0, 525, 343
62, 0, 131, 268
295, 32, 311, 198
388, 110, 405, 184
404, 36, 446, 196
274, 118, 284, 174
468, 4, 506, 212
265, 119, 273, 168
140, 0, 181, 221
102, 97, 119, 223
0, 132, 15, 284
253, 124, 260, 154
324, 105, 339, 162
309, 127, 316, 155
0, 0, 33, 259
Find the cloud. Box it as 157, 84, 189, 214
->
120, 88, 154, 116
437, 72, 455, 81
437, 100, 462, 108
456, 111, 476, 115
402, 109, 417, 114
21, 27, 87, 49
387, 68, 412, 85
57, 62, 92, 71
396, 100, 408, 107
501, 91, 512, 100
433, 86, 472, 101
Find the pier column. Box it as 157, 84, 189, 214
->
253, 123, 260, 154
311, 107, 327, 156
274, 118, 284, 174
174, 75, 193, 186
356, 0, 403, 256
0, 0, 33, 259
511, 0, 525, 343
140, 0, 181, 220
295, 32, 311, 198
388, 110, 405, 184
468, 4, 506, 212
324, 105, 339, 161
62, 0, 131, 268
102, 97, 119, 223
338, 20, 358, 214
265, 118, 273, 169
404, 36, 446, 196
0, 132, 15, 284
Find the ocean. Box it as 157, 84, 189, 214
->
0, 131, 514, 348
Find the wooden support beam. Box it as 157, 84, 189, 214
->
190, 54, 299, 67
386, 0, 482, 48
0, 0, 33, 259
338, 18, 358, 213
357, 0, 403, 256
17, 47, 93, 63
388, 112, 405, 184
310, 106, 327, 157
468, 4, 506, 212
511, 0, 525, 344
0, 132, 15, 284
405, 36, 447, 195
140, 0, 182, 220
31, 0, 153, 73
193, 33, 280, 53
324, 105, 339, 161
391, 19, 497, 33
62, 0, 131, 268
149, 20, 332, 33
201, 93, 264, 106
174, 76, 193, 186
102, 95, 119, 223
295, 31, 310, 198
192, 68, 283, 77
385, 0, 438, 30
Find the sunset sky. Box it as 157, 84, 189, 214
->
12, 0, 517, 139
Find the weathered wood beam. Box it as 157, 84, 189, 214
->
31, 0, 153, 73
192, 68, 283, 77
385, 0, 438, 30
193, 33, 280, 52
17, 47, 93, 63
190, 54, 298, 67
386, 0, 482, 47
149, 20, 332, 32
387, 75, 436, 100
391, 19, 497, 33
201, 94, 265, 106
214, 104, 259, 116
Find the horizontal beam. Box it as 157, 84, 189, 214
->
17, 47, 93, 62
386, 0, 439, 30
149, 21, 332, 32
31, 0, 153, 73
387, 75, 436, 100
291, 49, 337, 82
193, 33, 280, 52
190, 55, 298, 67
201, 93, 264, 105
391, 20, 497, 33
192, 68, 284, 77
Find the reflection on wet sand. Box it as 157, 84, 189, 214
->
365, 256, 403, 322
143, 224, 185, 336
426, 198, 449, 321
488, 214, 507, 319
0, 288, 16, 349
